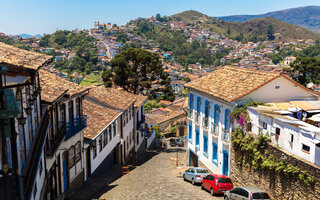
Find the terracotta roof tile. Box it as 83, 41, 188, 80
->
185, 65, 280, 103
83, 100, 120, 140
0, 42, 52, 70
88, 86, 136, 111
39, 70, 88, 103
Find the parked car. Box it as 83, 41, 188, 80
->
170, 138, 184, 147
183, 167, 210, 185
201, 174, 233, 195
224, 186, 271, 200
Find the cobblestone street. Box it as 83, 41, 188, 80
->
99, 148, 223, 200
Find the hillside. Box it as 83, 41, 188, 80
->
170, 10, 320, 41
219, 6, 320, 33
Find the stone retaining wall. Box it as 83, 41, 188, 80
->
230, 144, 320, 200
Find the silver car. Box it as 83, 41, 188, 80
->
224, 186, 271, 200
183, 167, 210, 185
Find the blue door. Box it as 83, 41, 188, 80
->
63, 160, 68, 191
222, 151, 229, 176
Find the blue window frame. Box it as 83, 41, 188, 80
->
224, 109, 231, 137
195, 129, 200, 148
205, 100, 210, 119
188, 124, 192, 143
189, 93, 194, 109
196, 97, 201, 113
212, 142, 218, 166
214, 104, 220, 124
203, 135, 208, 157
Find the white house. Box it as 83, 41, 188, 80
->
82, 99, 121, 176
0, 42, 52, 200
87, 86, 138, 163
39, 70, 89, 199
247, 100, 320, 166
185, 65, 320, 176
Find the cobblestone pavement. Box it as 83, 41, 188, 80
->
99, 148, 223, 200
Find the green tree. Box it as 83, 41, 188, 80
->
227, 25, 231, 35
155, 13, 161, 21
285, 57, 320, 86
267, 24, 275, 40
105, 48, 173, 96
144, 100, 160, 112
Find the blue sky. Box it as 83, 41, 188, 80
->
1, 0, 320, 35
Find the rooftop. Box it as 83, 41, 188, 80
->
185, 65, 318, 103
83, 99, 120, 140
39, 70, 89, 103
88, 86, 136, 111
0, 42, 52, 70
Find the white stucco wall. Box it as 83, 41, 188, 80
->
237, 76, 318, 104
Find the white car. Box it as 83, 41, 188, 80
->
183, 167, 210, 185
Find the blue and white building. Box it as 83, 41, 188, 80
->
185, 66, 320, 176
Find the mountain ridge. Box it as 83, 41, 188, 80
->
218, 6, 320, 33
169, 10, 320, 42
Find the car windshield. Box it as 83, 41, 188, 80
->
196, 169, 209, 173
217, 178, 232, 183
252, 192, 270, 199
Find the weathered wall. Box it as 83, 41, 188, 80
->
230, 143, 320, 200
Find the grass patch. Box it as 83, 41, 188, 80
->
80, 72, 102, 86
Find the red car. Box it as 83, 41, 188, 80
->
201, 174, 233, 196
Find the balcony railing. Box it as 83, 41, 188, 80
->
66, 115, 87, 140
23, 108, 49, 199
195, 112, 200, 124
46, 121, 66, 157
202, 116, 208, 129
222, 128, 231, 143
211, 122, 219, 137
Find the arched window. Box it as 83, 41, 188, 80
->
225, 109, 231, 133
75, 141, 81, 162
189, 93, 194, 109
68, 145, 75, 167
205, 100, 210, 119
214, 105, 221, 125
196, 97, 201, 113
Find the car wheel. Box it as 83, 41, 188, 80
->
183, 175, 186, 181
210, 188, 214, 196
191, 179, 195, 185
224, 196, 229, 200
201, 183, 204, 190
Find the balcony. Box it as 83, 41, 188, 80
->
222, 128, 231, 143
211, 122, 219, 137
23, 108, 49, 199
202, 117, 208, 130
195, 112, 200, 125
66, 115, 87, 140
46, 121, 66, 157
187, 108, 193, 120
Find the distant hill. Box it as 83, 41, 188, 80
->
170, 10, 320, 41
18, 33, 42, 38
219, 6, 320, 33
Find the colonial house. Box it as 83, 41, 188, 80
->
0, 42, 51, 200
85, 86, 136, 163
132, 94, 148, 156
247, 100, 320, 166
39, 70, 89, 199
82, 99, 121, 177
185, 65, 320, 176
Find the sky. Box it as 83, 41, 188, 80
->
1, 0, 320, 35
